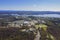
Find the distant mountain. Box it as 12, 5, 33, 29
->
0, 11, 60, 18
0, 11, 60, 15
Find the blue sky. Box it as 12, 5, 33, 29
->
0, 0, 60, 11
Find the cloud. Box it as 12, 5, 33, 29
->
33, 4, 37, 7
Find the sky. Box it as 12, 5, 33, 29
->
0, 0, 60, 11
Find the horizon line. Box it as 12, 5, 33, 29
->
0, 10, 60, 12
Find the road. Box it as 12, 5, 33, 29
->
34, 31, 41, 40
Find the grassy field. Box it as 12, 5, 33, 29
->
35, 24, 47, 30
